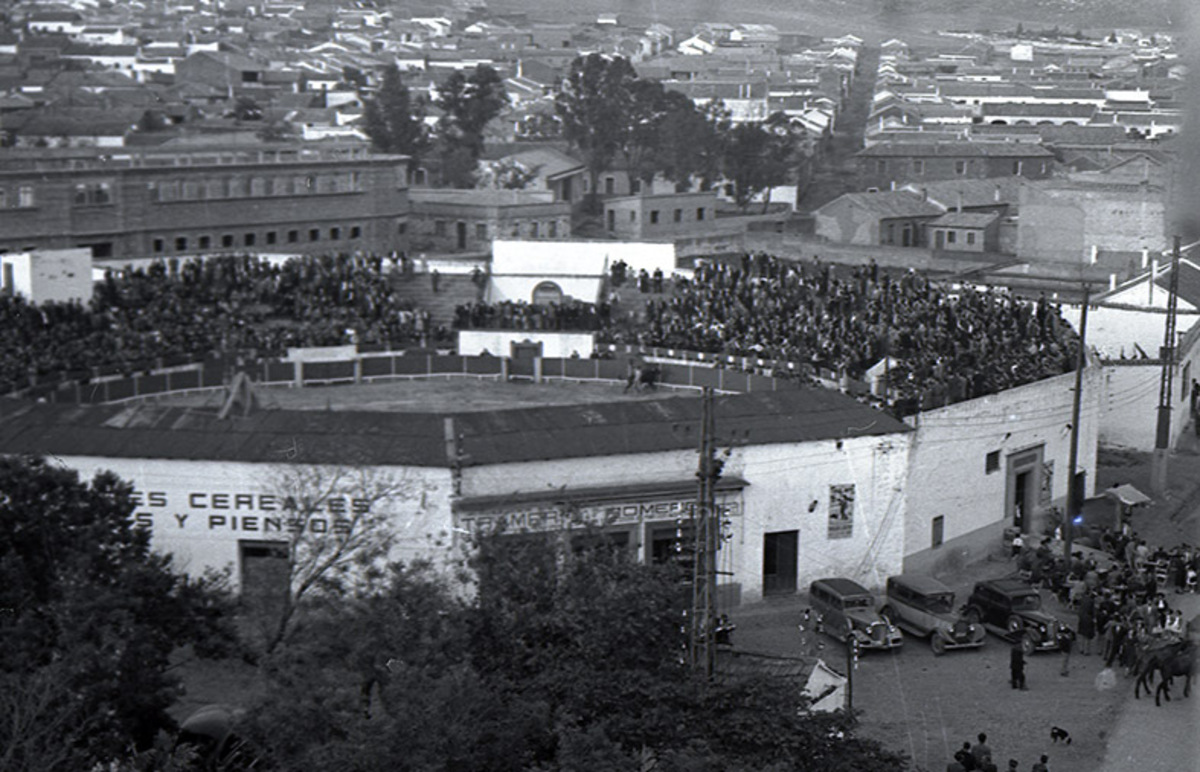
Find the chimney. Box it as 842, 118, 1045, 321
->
956, 191, 963, 212
994, 184, 1001, 202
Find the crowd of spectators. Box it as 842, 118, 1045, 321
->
1017, 522, 1196, 679
632, 253, 1079, 411
3, 249, 1082, 413
454, 298, 613, 332
0, 252, 441, 392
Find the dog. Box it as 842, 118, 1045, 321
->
1050, 726, 1072, 745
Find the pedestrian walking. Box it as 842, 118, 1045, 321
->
1010, 639, 1027, 690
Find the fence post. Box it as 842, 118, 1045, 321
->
294, 361, 303, 388
502, 357, 510, 381
534, 357, 543, 384
354, 358, 363, 385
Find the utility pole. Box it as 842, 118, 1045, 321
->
690, 387, 720, 679
1064, 285, 1089, 562
1151, 236, 1182, 496
844, 638, 859, 712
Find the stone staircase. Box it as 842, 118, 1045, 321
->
389, 272, 484, 329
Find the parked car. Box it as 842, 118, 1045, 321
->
809, 577, 903, 651
881, 574, 986, 655
963, 577, 1067, 654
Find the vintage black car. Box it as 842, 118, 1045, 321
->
963, 577, 1067, 654
809, 577, 904, 651
881, 574, 986, 655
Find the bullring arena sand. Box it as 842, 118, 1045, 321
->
157, 376, 698, 413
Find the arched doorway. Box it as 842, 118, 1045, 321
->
532, 281, 564, 305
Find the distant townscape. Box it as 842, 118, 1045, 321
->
1, 3, 1197, 772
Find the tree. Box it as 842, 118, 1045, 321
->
252, 462, 434, 655
721, 122, 792, 211
658, 94, 729, 191
619, 78, 670, 187
0, 456, 235, 771
556, 54, 639, 211
240, 530, 911, 770
437, 64, 507, 158
363, 64, 428, 168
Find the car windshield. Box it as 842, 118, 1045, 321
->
925, 593, 954, 613
844, 596, 873, 609
1012, 593, 1041, 611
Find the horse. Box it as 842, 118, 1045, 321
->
1151, 641, 1196, 706
1133, 639, 1196, 706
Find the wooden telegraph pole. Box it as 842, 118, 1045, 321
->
690, 388, 720, 679
1063, 285, 1088, 561
1151, 236, 1182, 496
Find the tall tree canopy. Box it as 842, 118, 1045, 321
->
239, 531, 910, 771
363, 64, 429, 168
722, 121, 793, 211
436, 64, 508, 187
556, 54, 640, 209
0, 456, 234, 771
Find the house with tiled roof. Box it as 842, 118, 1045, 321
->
813, 190, 946, 247
855, 140, 1054, 190
494, 146, 587, 205
174, 50, 268, 95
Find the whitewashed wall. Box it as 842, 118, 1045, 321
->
459, 430, 912, 604
903, 367, 1102, 574
62, 456, 453, 586
457, 330, 595, 358
1, 249, 92, 304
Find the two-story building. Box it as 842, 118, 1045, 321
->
855, 140, 1055, 191
0, 142, 410, 259
408, 189, 571, 253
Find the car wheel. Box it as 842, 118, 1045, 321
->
1006, 615, 1024, 635
930, 635, 947, 656
1020, 634, 1036, 657
963, 607, 982, 625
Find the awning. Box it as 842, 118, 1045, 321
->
1104, 483, 1152, 507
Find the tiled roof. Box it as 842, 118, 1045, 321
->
0, 389, 909, 469
823, 191, 945, 219
857, 141, 1054, 158
928, 211, 998, 228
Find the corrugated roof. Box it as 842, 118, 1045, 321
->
0, 389, 909, 468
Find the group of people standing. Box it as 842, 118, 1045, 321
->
947, 732, 1050, 772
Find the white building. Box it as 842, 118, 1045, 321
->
0, 389, 913, 605
903, 368, 1102, 576
0, 248, 93, 304
1063, 257, 1200, 451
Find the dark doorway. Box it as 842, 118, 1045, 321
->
239, 540, 289, 628
650, 523, 695, 570
1013, 470, 1030, 530
456, 221, 467, 250
762, 530, 799, 595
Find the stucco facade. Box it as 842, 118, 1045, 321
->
903, 367, 1102, 577
62, 456, 455, 590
